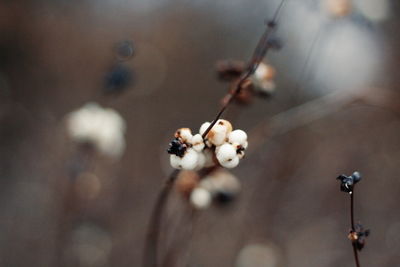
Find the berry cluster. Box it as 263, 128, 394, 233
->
168, 119, 248, 170
175, 169, 241, 209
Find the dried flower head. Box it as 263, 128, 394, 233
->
337, 171, 362, 193
348, 224, 370, 251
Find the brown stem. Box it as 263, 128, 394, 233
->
143, 170, 179, 267
350, 191, 361, 267
201, 0, 287, 139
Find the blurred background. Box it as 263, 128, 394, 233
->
0, 0, 399, 266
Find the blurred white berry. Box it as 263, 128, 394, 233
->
169, 148, 199, 170
66, 102, 126, 158
258, 80, 276, 94
191, 134, 205, 152
228, 129, 247, 146
219, 155, 239, 169
200, 169, 241, 196
216, 143, 237, 163
325, 0, 352, 17
175, 128, 193, 143
254, 62, 276, 81
190, 187, 212, 209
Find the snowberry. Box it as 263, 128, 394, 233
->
199, 169, 241, 196
191, 134, 205, 152
205, 119, 232, 146
219, 155, 239, 169
254, 62, 276, 81
199, 122, 211, 136
190, 187, 212, 209
169, 119, 247, 170
259, 80, 276, 94
170, 148, 199, 170
228, 129, 248, 146
175, 128, 193, 143
216, 143, 237, 163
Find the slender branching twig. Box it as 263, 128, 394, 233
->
349, 191, 361, 267
201, 0, 287, 139
337, 171, 369, 267
143, 1, 287, 266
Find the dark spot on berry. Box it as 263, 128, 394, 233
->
167, 138, 187, 157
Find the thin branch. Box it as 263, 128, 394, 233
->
201, 0, 287, 139
350, 191, 361, 267
143, 170, 179, 267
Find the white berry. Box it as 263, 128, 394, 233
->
228, 130, 247, 145
190, 188, 212, 209
216, 143, 237, 164
220, 155, 239, 169
207, 125, 227, 146
199, 122, 211, 136
170, 148, 199, 170
191, 134, 205, 152
175, 128, 193, 143
254, 62, 275, 80
258, 80, 276, 94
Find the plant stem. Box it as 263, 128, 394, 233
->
350, 191, 361, 267
143, 170, 179, 267
201, 0, 287, 139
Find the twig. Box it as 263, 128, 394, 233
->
201, 0, 287, 139
143, 170, 179, 267
350, 191, 361, 267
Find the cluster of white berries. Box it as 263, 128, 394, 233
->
66, 102, 126, 158
168, 119, 248, 170
175, 169, 241, 210
251, 62, 276, 95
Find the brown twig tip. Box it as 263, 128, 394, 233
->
348, 224, 370, 251
336, 171, 369, 267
